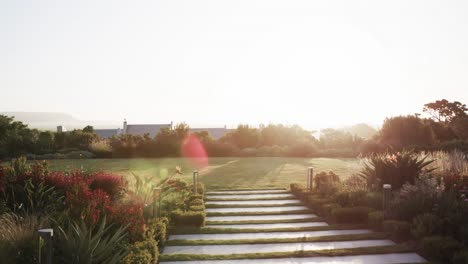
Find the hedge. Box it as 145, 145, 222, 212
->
331, 206, 372, 223
368, 211, 384, 230
382, 220, 411, 241
421, 236, 463, 263
171, 210, 206, 227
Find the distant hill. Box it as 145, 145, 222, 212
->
0, 112, 120, 131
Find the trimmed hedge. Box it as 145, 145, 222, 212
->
321, 203, 341, 218
122, 238, 159, 264
171, 210, 206, 227
190, 199, 204, 206
146, 217, 168, 249
306, 196, 331, 215
189, 205, 205, 212
189, 194, 204, 202
331, 206, 372, 223
421, 236, 463, 263
383, 220, 411, 241
368, 211, 384, 230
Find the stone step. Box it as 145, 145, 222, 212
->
163, 239, 395, 255
206, 214, 318, 223
205, 222, 328, 230
206, 189, 288, 195
206, 206, 309, 214
160, 252, 427, 264
168, 229, 373, 241
206, 194, 295, 200
205, 199, 301, 206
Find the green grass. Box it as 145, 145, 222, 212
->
205, 196, 295, 201
166, 232, 388, 246
207, 209, 314, 216
159, 244, 417, 261
45, 157, 362, 189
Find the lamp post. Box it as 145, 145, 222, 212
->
38, 228, 53, 264
383, 184, 392, 219
152, 187, 162, 218
307, 167, 314, 192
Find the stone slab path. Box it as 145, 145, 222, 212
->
161, 253, 427, 264
161, 189, 426, 263
206, 222, 328, 230
168, 229, 373, 241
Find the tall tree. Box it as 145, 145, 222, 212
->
423, 99, 468, 124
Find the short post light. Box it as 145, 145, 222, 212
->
152, 187, 161, 218
38, 228, 53, 264
383, 184, 392, 218
307, 167, 314, 192
193, 170, 199, 194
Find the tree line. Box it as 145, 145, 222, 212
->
0, 99, 467, 159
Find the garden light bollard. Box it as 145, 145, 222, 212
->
383, 184, 392, 218
38, 228, 53, 264
307, 167, 314, 192
152, 187, 161, 218
193, 170, 199, 194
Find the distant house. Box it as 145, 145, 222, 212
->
190, 127, 230, 139
61, 120, 230, 139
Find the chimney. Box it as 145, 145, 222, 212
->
123, 119, 128, 134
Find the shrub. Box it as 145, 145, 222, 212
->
122, 239, 159, 264
453, 250, 468, 264
420, 236, 463, 263
368, 211, 384, 230
189, 198, 203, 206
389, 174, 444, 221
188, 183, 205, 195
189, 205, 205, 212
382, 220, 411, 241
411, 213, 443, 239
432, 191, 468, 243
90, 173, 125, 199
171, 210, 205, 227
314, 171, 340, 198
321, 203, 341, 218
360, 151, 435, 191
331, 206, 372, 223
305, 196, 331, 215
363, 192, 383, 210
56, 218, 128, 264
290, 183, 308, 200
333, 190, 366, 207
189, 194, 203, 202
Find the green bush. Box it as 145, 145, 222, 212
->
333, 190, 366, 207
383, 220, 411, 241
122, 239, 159, 264
411, 213, 443, 239
190, 198, 203, 206
453, 249, 468, 264
189, 183, 205, 195
146, 217, 168, 249
189, 205, 205, 212
363, 192, 383, 210
189, 194, 204, 202
368, 211, 384, 230
314, 171, 340, 197
290, 183, 308, 200
171, 210, 205, 227
421, 236, 463, 263
321, 203, 341, 218
306, 196, 331, 215
331, 206, 372, 223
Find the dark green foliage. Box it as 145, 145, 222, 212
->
359, 151, 435, 191
411, 213, 443, 239
170, 210, 205, 227
331, 206, 372, 223
190, 198, 203, 206
420, 236, 463, 263
368, 211, 384, 230
56, 218, 128, 264
363, 192, 383, 210
321, 203, 341, 218
379, 115, 436, 149
189, 205, 205, 212
145, 217, 168, 249
382, 220, 411, 241
305, 196, 330, 215
332, 190, 366, 207
314, 171, 340, 198
453, 249, 468, 264
432, 191, 468, 244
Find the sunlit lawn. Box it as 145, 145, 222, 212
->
47, 157, 363, 189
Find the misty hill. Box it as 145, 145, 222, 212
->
0, 112, 120, 131
340, 123, 378, 139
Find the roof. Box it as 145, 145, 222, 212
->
126, 124, 172, 137
190, 128, 231, 139
94, 129, 120, 138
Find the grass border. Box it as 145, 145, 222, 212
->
160, 244, 417, 261
205, 203, 303, 208
205, 196, 296, 202
207, 209, 314, 216
206, 217, 323, 225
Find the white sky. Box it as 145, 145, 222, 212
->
1, 0, 467, 129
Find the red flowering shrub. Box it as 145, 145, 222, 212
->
90, 172, 125, 199
110, 199, 145, 241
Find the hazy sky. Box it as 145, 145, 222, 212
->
1, 0, 467, 129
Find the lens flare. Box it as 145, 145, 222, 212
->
182, 133, 209, 169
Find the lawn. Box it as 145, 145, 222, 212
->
46, 157, 363, 189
